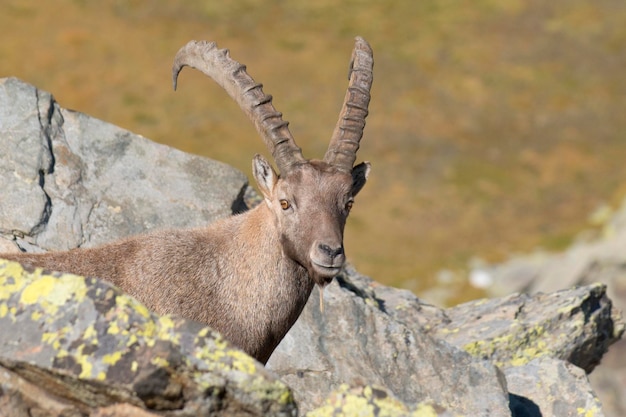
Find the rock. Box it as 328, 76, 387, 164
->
269, 265, 623, 416
0, 77, 249, 253
505, 358, 604, 417
470, 195, 626, 417
337, 267, 624, 374
90, 404, 160, 417
306, 384, 456, 417
0, 259, 296, 416
429, 283, 623, 373
268, 267, 512, 416
3, 258, 615, 417
0, 366, 85, 417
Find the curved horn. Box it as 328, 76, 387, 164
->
173, 40, 305, 174
324, 37, 373, 173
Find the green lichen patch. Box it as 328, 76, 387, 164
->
461, 323, 551, 368
435, 283, 623, 372
0, 259, 295, 415
307, 384, 460, 417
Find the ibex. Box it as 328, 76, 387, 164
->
0, 37, 373, 364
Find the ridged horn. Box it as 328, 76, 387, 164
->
324, 37, 373, 173
172, 40, 305, 174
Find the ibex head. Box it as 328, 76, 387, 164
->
172, 37, 373, 287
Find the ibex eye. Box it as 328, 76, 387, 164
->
345, 200, 354, 211
280, 199, 291, 210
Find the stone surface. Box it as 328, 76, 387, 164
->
2, 257, 616, 417
333, 268, 623, 374
0, 259, 296, 416
306, 384, 457, 417
471, 195, 626, 417
505, 358, 605, 417
0, 77, 248, 253
267, 267, 510, 416
430, 283, 623, 373
270, 265, 623, 416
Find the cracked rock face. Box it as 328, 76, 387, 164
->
0, 77, 248, 253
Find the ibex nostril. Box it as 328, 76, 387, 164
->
319, 244, 344, 258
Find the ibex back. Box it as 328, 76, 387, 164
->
0, 37, 373, 364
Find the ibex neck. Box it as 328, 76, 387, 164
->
214, 203, 314, 363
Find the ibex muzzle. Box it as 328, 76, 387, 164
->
2, 37, 373, 364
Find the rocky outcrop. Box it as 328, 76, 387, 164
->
472, 197, 626, 417
429, 282, 619, 373
1, 78, 623, 416
2, 259, 619, 417
0, 259, 295, 416
267, 269, 511, 415
504, 357, 604, 417
2, 260, 618, 417
0, 77, 249, 255
268, 266, 623, 416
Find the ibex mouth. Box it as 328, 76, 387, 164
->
310, 242, 345, 283
311, 262, 342, 283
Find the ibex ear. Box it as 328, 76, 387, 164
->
351, 161, 371, 196
252, 154, 278, 202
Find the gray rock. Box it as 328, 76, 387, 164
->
267, 267, 512, 416
303, 359, 606, 417
472, 195, 626, 417
356, 264, 622, 416
0, 258, 296, 416
305, 384, 457, 417
270, 265, 622, 416
506, 358, 605, 417
429, 283, 623, 373
0, 77, 248, 252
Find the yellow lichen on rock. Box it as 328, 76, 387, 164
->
0, 259, 30, 300
0, 259, 88, 318
102, 351, 123, 365
191, 328, 259, 375
306, 384, 454, 417
76, 348, 95, 379
23, 271, 87, 314
577, 404, 602, 417
412, 403, 442, 417
462, 323, 551, 368
155, 315, 181, 345
0, 258, 295, 414
19, 274, 56, 304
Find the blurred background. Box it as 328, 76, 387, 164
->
2, 0, 625, 306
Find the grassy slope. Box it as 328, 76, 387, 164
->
2, 0, 625, 305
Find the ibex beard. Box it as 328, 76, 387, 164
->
0, 37, 373, 365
